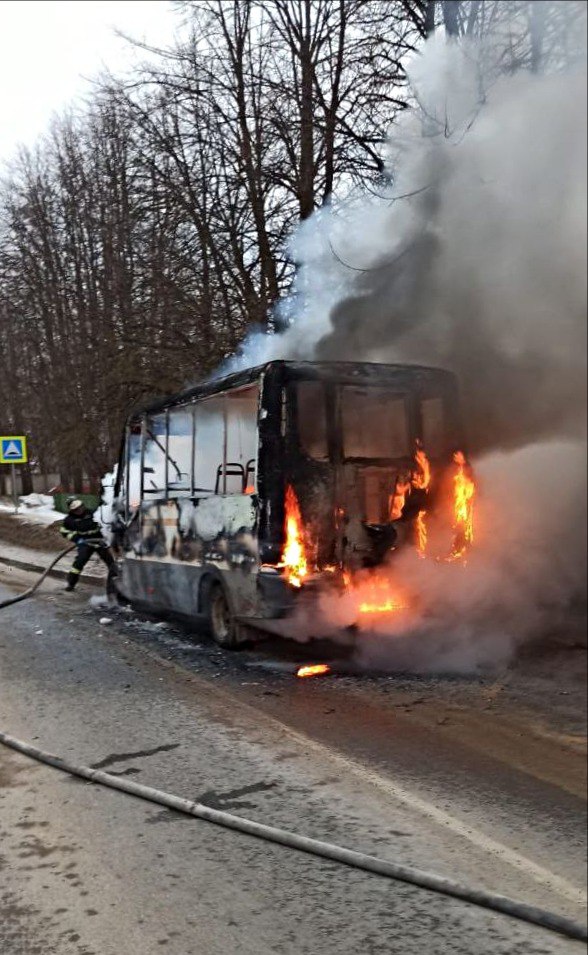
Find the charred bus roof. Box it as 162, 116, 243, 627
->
134, 361, 458, 420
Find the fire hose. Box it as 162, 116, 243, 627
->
0, 728, 585, 943
0, 549, 585, 941
0, 544, 76, 610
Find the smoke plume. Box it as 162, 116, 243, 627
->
259, 32, 587, 453
240, 13, 588, 670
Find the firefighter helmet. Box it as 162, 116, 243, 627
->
67, 498, 85, 513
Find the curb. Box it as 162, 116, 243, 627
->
0, 553, 103, 587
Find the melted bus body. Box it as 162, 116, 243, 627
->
111, 361, 463, 646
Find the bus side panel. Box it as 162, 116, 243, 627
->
120, 556, 260, 620
119, 497, 260, 619
120, 557, 201, 617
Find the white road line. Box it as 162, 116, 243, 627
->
182, 667, 587, 907
268, 722, 586, 907
49, 627, 588, 909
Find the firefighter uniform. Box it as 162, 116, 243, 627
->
60, 504, 116, 591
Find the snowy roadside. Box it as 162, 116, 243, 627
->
0, 496, 108, 585
0, 510, 63, 553
0, 493, 62, 526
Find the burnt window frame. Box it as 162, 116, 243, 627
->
191, 393, 228, 497
142, 411, 171, 499
413, 385, 457, 459
166, 405, 197, 498
135, 384, 261, 505
337, 384, 414, 463
286, 377, 452, 466
224, 384, 260, 495
118, 417, 144, 523
292, 379, 331, 463
192, 385, 260, 497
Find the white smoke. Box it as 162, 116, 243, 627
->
252, 33, 587, 456
236, 17, 587, 670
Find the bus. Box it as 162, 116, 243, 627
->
110, 360, 464, 647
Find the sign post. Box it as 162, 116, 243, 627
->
0, 436, 28, 513
11, 464, 18, 513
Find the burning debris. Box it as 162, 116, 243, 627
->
296, 664, 331, 679
356, 577, 408, 615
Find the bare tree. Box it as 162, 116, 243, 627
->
0, 1, 583, 487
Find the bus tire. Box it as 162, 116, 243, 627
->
206, 581, 239, 650
111, 578, 130, 607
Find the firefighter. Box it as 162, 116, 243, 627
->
60, 498, 117, 592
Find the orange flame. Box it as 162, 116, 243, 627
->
296, 664, 331, 678
389, 444, 432, 527
281, 485, 308, 587
415, 510, 428, 558
412, 444, 431, 491
450, 451, 475, 559
412, 444, 431, 557
389, 475, 411, 521
358, 576, 408, 614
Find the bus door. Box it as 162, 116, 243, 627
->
286, 379, 337, 569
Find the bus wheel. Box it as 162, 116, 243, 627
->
110, 578, 130, 607
207, 582, 238, 649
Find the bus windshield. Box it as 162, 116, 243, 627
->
341, 386, 409, 459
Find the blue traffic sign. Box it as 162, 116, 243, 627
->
0, 436, 28, 464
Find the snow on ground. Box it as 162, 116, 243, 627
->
0, 494, 62, 525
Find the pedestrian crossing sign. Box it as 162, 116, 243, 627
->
0, 436, 28, 464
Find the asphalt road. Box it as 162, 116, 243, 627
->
0, 567, 586, 955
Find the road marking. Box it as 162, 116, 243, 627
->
270, 725, 587, 907
2, 586, 582, 912
119, 638, 587, 908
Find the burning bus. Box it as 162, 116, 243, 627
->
110, 361, 473, 647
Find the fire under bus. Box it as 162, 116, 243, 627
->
110, 361, 472, 648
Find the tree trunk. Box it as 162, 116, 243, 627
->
442, 1, 460, 37
20, 462, 34, 495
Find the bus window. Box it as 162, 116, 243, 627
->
143, 413, 167, 497
225, 386, 259, 493
193, 397, 225, 496
120, 421, 142, 514
342, 387, 409, 459
168, 407, 193, 497
128, 429, 142, 508
297, 381, 328, 461
420, 396, 445, 457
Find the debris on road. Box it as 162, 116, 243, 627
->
296, 664, 331, 679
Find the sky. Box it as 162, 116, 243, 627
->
0, 0, 181, 160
